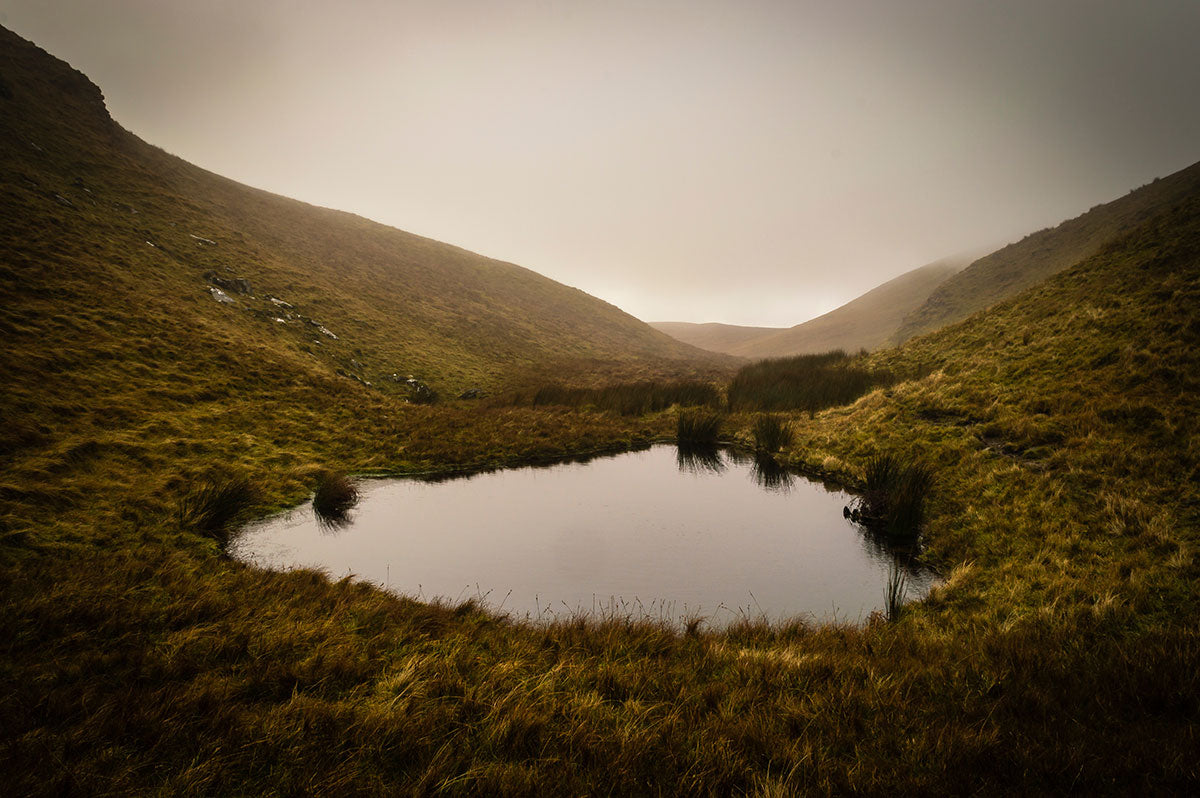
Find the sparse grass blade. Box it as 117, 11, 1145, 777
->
885, 559, 908, 622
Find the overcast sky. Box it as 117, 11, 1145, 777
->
4, 1, 1199, 326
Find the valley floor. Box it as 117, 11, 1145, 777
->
3, 346, 1198, 794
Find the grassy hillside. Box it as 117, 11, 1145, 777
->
653, 255, 967, 358
649, 320, 781, 356
895, 159, 1200, 343
3, 25, 1199, 795
0, 26, 727, 415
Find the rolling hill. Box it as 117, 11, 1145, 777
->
661, 156, 1200, 359
0, 23, 728, 425
648, 320, 783, 356
894, 159, 1200, 343
652, 254, 969, 357
730, 254, 969, 357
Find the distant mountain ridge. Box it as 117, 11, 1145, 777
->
894, 161, 1200, 343
657, 158, 1200, 360
648, 321, 783, 357
652, 255, 969, 358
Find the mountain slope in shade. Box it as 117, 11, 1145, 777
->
0, 25, 728, 419
652, 255, 968, 358
894, 160, 1200, 344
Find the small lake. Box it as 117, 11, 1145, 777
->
232, 445, 936, 626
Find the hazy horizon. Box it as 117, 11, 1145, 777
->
5, 0, 1198, 326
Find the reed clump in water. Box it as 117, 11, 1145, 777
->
751, 413, 794, 457
853, 453, 935, 538
313, 470, 360, 525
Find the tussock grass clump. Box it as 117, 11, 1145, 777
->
676, 408, 723, 446
176, 476, 259, 548
863, 453, 902, 496
532, 379, 720, 416
313, 471, 359, 525
855, 453, 934, 538
728, 350, 893, 413
751, 413, 794, 455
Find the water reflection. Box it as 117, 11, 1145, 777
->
749, 456, 795, 493
855, 521, 924, 563
414, 445, 654, 484
236, 445, 936, 627
721, 448, 796, 493
675, 444, 726, 475
314, 510, 355, 533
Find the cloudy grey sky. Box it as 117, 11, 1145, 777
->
4, 1, 1198, 326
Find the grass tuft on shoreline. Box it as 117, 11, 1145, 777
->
312, 470, 359, 525
176, 476, 259, 549
676, 407, 724, 446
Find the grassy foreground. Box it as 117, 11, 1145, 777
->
3, 197, 1198, 795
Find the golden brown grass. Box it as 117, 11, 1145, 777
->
4, 205, 1197, 792
2, 22, 1199, 796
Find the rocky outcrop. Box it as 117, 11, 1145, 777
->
208, 287, 235, 304
204, 270, 252, 296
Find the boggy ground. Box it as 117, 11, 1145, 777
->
3, 193, 1200, 795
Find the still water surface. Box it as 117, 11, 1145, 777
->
233, 445, 935, 625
